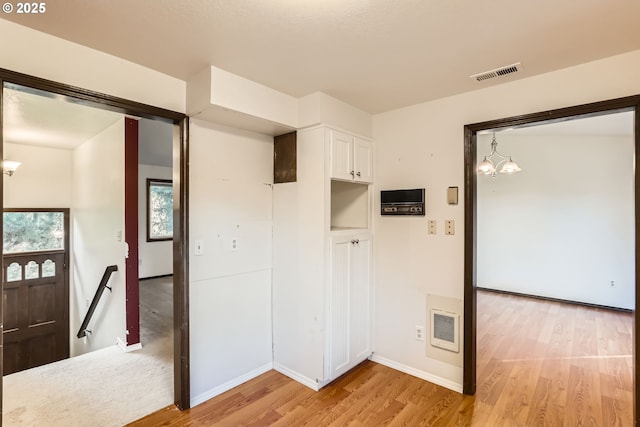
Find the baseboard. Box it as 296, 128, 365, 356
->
369, 354, 463, 393
139, 274, 173, 281
273, 363, 320, 391
190, 362, 274, 407
116, 337, 143, 353
477, 287, 633, 313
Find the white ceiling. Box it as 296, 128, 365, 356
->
2, 0, 640, 114
3, 86, 173, 167
3, 86, 122, 149
1, 2, 638, 162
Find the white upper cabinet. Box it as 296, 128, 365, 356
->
353, 137, 373, 183
330, 130, 373, 184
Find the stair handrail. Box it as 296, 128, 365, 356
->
77, 265, 118, 338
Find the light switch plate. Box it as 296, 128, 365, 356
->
447, 187, 458, 205
428, 220, 437, 234
194, 239, 204, 256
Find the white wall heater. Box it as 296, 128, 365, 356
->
430, 308, 459, 353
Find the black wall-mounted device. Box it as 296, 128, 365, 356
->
380, 188, 425, 216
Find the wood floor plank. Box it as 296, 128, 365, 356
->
129, 290, 633, 427
565, 362, 601, 426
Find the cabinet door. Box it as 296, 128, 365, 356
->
328, 233, 373, 381
330, 130, 354, 181
353, 138, 373, 183
349, 234, 372, 361
329, 235, 352, 378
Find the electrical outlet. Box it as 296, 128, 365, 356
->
415, 325, 425, 342
231, 238, 240, 251
445, 220, 455, 235
428, 220, 437, 235
610, 280, 615, 287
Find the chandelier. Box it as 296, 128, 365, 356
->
476, 133, 522, 177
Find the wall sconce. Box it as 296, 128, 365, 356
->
3, 160, 21, 177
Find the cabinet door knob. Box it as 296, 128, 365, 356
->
350, 170, 355, 177
356, 172, 361, 177
351, 239, 357, 244
355, 239, 360, 244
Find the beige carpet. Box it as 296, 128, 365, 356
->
3, 277, 174, 426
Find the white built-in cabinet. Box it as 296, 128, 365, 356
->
330, 129, 373, 184
272, 125, 373, 390
328, 232, 372, 380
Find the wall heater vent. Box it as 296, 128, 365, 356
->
470, 62, 522, 82
430, 309, 459, 353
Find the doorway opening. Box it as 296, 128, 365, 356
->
0, 68, 190, 415
464, 95, 640, 424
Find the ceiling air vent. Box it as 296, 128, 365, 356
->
470, 62, 522, 82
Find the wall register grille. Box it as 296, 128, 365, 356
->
430, 309, 459, 353
470, 62, 522, 82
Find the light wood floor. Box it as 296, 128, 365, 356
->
128, 290, 633, 426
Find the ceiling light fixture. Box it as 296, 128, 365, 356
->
3, 160, 21, 177
476, 134, 522, 177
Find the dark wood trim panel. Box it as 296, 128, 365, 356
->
464, 95, 640, 134
0, 70, 191, 410
0, 68, 184, 123
173, 117, 190, 409
125, 118, 141, 346
462, 126, 476, 395
634, 101, 640, 426
0, 79, 6, 416
274, 131, 297, 183
463, 94, 640, 425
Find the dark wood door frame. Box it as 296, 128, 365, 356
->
0, 69, 191, 410
463, 95, 640, 423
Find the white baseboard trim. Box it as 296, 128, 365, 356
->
191, 362, 274, 407
116, 337, 143, 353
273, 363, 320, 391
369, 354, 463, 393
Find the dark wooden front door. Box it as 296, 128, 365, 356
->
2, 208, 70, 376
2, 251, 69, 375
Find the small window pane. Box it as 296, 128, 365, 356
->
147, 179, 173, 241
7, 262, 21, 282
42, 259, 56, 277
3, 212, 65, 253
25, 261, 39, 280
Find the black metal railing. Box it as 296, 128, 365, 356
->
77, 265, 118, 338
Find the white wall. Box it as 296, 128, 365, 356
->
138, 164, 173, 278
372, 49, 640, 389
71, 119, 126, 356
188, 119, 274, 406
0, 20, 185, 113
477, 133, 634, 309
3, 143, 72, 208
